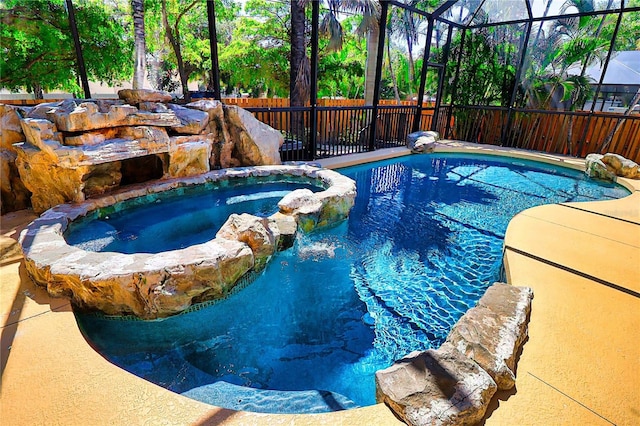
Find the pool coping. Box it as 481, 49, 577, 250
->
1, 140, 639, 425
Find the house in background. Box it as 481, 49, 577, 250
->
581, 50, 640, 112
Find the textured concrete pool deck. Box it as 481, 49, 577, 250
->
1, 143, 639, 425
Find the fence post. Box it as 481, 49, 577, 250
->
309, 1, 319, 159
369, 0, 389, 151
412, 17, 433, 132
502, 20, 531, 146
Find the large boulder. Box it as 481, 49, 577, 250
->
14, 143, 88, 212
601, 153, 639, 179
22, 229, 255, 319
20, 118, 63, 158
47, 102, 137, 132
186, 99, 232, 168
167, 103, 210, 135
22, 100, 75, 119
0, 104, 25, 151
118, 89, 173, 104
64, 128, 119, 147
278, 188, 323, 232
216, 213, 276, 271
0, 148, 30, 214
168, 134, 212, 178
225, 105, 283, 166
407, 130, 439, 153
445, 283, 533, 390
268, 212, 298, 251
585, 152, 640, 180
376, 343, 497, 426
46, 101, 181, 132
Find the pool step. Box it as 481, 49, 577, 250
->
182, 381, 359, 414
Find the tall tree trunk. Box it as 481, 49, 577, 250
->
290, 0, 307, 150
387, 36, 400, 103
161, 0, 193, 102
364, 25, 380, 105
290, 1, 306, 107
32, 82, 43, 99
406, 33, 415, 97
131, 0, 146, 89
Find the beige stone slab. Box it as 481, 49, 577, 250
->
517, 203, 640, 249
563, 191, 640, 225
0, 307, 402, 426
495, 250, 640, 426
505, 212, 640, 292
0, 258, 71, 327
0, 308, 222, 425
485, 372, 614, 425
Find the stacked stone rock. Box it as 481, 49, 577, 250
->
0, 104, 31, 214
375, 283, 534, 426
585, 152, 640, 181
1, 89, 284, 214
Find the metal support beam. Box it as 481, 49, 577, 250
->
433, 0, 459, 18
412, 17, 434, 132
590, 10, 623, 113
576, 7, 625, 155
206, 0, 221, 100
468, 0, 488, 26
66, 0, 90, 99
502, 20, 532, 146
432, 25, 453, 132
524, 0, 533, 20
445, 27, 466, 139
468, 6, 640, 29
309, 1, 319, 159
369, 0, 389, 151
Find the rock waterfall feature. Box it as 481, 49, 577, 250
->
4, 89, 284, 214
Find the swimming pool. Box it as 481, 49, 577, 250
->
75, 153, 629, 413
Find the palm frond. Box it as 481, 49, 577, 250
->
320, 12, 344, 51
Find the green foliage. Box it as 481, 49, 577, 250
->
145, 0, 239, 93
0, 0, 132, 96
217, 0, 289, 97
446, 27, 519, 107
317, 17, 367, 99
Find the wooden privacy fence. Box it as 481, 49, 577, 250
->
443, 106, 640, 164
3, 97, 637, 163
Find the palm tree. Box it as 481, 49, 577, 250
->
291, 0, 380, 105
388, 3, 422, 99
131, 0, 146, 89
290, 0, 307, 108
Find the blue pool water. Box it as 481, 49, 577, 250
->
75, 154, 629, 413
65, 181, 321, 253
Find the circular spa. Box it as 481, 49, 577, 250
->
21, 154, 630, 415
19, 165, 357, 319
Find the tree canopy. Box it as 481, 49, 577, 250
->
1, 0, 133, 97
0, 0, 637, 107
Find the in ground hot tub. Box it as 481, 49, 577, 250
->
19, 165, 356, 319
